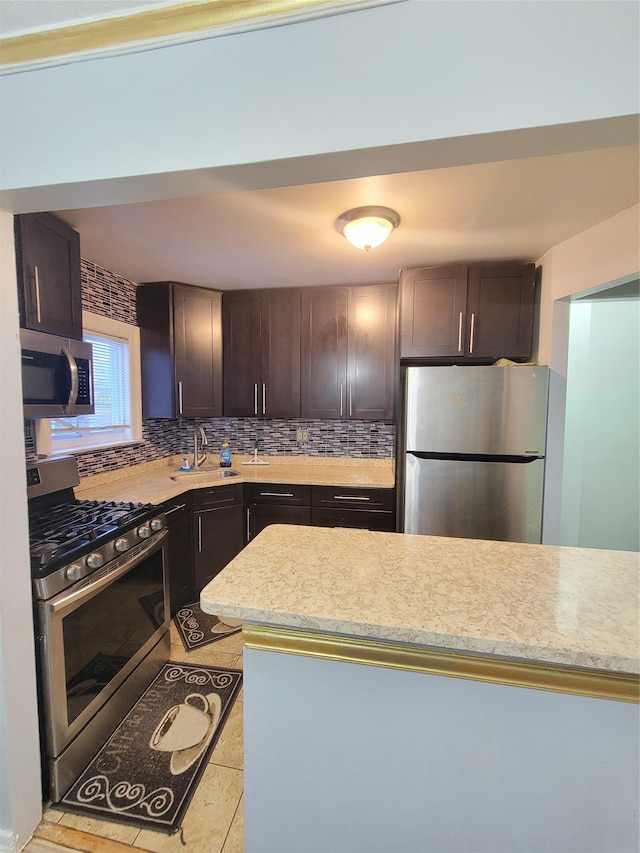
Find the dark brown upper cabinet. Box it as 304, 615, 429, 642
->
400, 263, 535, 362
301, 284, 396, 420
14, 212, 83, 340
222, 288, 301, 418
137, 282, 223, 418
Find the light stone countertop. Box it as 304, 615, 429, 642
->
74, 455, 394, 504
200, 524, 640, 675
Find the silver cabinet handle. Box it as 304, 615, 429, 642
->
333, 495, 370, 501
178, 381, 183, 415
246, 507, 251, 542
340, 383, 343, 418
349, 384, 353, 417
262, 382, 266, 415
457, 312, 463, 353
469, 313, 476, 354
259, 492, 294, 497
61, 345, 79, 414
34, 265, 42, 323
164, 503, 187, 516
254, 383, 258, 416
197, 516, 202, 552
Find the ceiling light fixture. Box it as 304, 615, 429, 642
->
335, 206, 400, 251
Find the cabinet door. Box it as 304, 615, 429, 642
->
222, 290, 262, 416
347, 284, 396, 419
400, 265, 468, 358
260, 289, 301, 418
174, 285, 223, 418
248, 504, 311, 541
301, 287, 348, 419
466, 264, 535, 361
163, 493, 194, 612
15, 213, 83, 340
193, 503, 245, 591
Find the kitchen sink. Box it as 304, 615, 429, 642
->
170, 468, 240, 482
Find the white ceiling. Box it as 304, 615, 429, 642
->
55, 145, 639, 290
2, 0, 639, 291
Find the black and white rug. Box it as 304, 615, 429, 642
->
59, 662, 242, 834
174, 602, 242, 651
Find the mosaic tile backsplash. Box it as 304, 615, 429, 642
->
24, 260, 396, 478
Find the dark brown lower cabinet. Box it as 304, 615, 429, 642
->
165, 482, 395, 596
244, 483, 312, 543
162, 492, 194, 612
192, 484, 245, 592
311, 485, 395, 531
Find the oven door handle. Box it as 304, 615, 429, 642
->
46, 529, 168, 614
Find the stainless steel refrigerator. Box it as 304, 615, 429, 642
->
401, 365, 549, 543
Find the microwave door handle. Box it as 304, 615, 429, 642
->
61, 345, 79, 414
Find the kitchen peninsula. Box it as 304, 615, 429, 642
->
200, 525, 640, 853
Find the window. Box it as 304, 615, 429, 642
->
35, 311, 142, 456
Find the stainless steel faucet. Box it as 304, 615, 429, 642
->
193, 425, 208, 468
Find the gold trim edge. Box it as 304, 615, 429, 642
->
0, 0, 351, 66
243, 624, 640, 704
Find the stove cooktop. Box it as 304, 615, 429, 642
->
26, 456, 166, 601
29, 498, 156, 574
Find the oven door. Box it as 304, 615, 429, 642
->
37, 530, 169, 760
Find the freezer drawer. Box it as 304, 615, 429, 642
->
405, 365, 549, 456
403, 454, 545, 543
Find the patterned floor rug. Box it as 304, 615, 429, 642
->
58, 661, 242, 834
174, 601, 243, 651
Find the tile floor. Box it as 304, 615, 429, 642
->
23, 621, 244, 853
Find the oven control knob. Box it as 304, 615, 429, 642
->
137, 524, 151, 539
86, 552, 104, 570
150, 517, 163, 532
65, 564, 83, 581
115, 537, 130, 553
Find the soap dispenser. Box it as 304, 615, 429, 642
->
220, 442, 232, 468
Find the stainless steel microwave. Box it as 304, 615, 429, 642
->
21, 328, 94, 418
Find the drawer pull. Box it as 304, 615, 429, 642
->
164, 503, 187, 516
333, 495, 370, 501
259, 492, 294, 498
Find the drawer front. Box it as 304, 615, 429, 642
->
248, 504, 311, 541
311, 506, 395, 532
192, 482, 243, 511
244, 483, 311, 506
311, 485, 394, 512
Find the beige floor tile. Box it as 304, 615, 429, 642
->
169, 623, 181, 645
133, 764, 243, 853
201, 631, 244, 657
54, 808, 141, 845
221, 795, 243, 853
182, 645, 240, 669
42, 807, 63, 824
210, 698, 243, 771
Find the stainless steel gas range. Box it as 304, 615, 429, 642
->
27, 455, 170, 802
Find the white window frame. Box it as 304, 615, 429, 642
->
35, 311, 143, 456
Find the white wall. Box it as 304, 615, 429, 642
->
0, 210, 42, 853
536, 205, 640, 545
561, 299, 640, 551
0, 1, 638, 845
